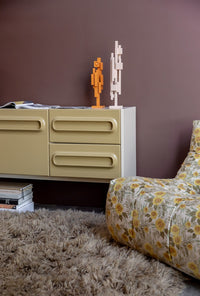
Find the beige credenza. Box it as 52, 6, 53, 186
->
0, 107, 136, 183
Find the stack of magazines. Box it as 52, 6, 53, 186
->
0, 182, 34, 212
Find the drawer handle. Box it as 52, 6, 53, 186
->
0, 117, 45, 131
52, 117, 118, 132
52, 152, 117, 168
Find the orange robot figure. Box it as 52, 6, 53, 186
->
91, 57, 105, 108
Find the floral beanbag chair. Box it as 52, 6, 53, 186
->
106, 120, 200, 279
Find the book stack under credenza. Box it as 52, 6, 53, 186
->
0, 182, 34, 212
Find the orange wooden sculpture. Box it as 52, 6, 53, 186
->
91, 57, 104, 108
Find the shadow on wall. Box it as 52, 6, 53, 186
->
174, 129, 192, 177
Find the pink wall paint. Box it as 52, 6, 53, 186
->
1, 0, 200, 205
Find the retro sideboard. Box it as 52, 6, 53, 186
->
0, 107, 136, 183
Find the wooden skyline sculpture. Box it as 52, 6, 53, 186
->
91, 57, 105, 108
110, 41, 123, 109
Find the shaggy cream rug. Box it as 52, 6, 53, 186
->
0, 209, 186, 296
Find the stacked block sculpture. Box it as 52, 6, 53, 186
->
110, 41, 123, 109
106, 120, 200, 279
91, 57, 104, 109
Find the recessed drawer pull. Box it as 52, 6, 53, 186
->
52, 152, 117, 168
52, 117, 118, 132
0, 117, 45, 131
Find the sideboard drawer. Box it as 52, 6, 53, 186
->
50, 143, 121, 179
49, 109, 120, 144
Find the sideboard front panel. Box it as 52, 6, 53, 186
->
0, 109, 49, 176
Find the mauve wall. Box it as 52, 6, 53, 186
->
1, 0, 200, 206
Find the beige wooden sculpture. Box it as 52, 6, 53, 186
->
110, 41, 123, 109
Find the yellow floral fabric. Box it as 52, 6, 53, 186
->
176, 121, 200, 193
106, 120, 200, 279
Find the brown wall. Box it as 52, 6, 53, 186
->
1, 0, 200, 207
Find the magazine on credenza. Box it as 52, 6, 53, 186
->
0, 101, 90, 109
0, 101, 60, 109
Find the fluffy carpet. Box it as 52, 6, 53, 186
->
0, 209, 186, 296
